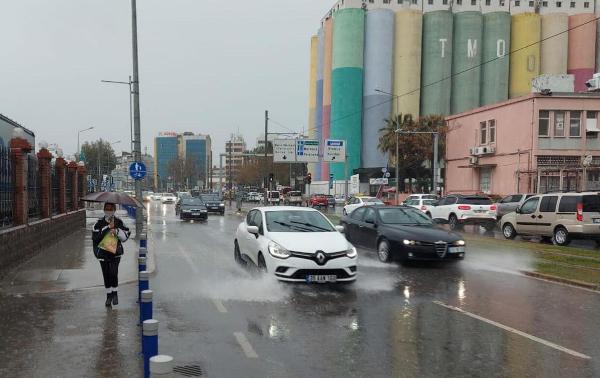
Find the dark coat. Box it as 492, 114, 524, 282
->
92, 216, 131, 260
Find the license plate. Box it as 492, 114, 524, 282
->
448, 247, 465, 253
474, 210, 486, 213
306, 275, 337, 283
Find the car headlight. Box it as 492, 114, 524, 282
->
268, 241, 291, 259
454, 240, 466, 246
182, 209, 191, 213
403, 239, 416, 246
220, 203, 225, 206
346, 245, 357, 258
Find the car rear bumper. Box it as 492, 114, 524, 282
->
458, 215, 496, 225
180, 213, 208, 220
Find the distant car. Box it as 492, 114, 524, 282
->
234, 207, 357, 283
151, 193, 162, 201
343, 196, 384, 215
179, 198, 208, 221
340, 206, 466, 263
334, 195, 347, 205
267, 191, 281, 206
284, 191, 303, 206
403, 193, 439, 203
325, 194, 336, 208
308, 194, 328, 208
143, 191, 154, 202
161, 193, 176, 204
175, 192, 193, 215
404, 198, 437, 214
200, 193, 225, 215
428, 195, 497, 231
495, 193, 536, 220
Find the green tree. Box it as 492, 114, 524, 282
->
168, 157, 198, 190
81, 139, 118, 183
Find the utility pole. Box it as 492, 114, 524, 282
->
396, 131, 399, 203
229, 134, 233, 207
131, 0, 143, 235
433, 133, 439, 195
264, 110, 269, 205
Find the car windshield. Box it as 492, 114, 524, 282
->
363, 198, 383, 204
182, 198, 205, 207
178, 192, 191, 198
201, 194, 220, 201
378, 207, 433, 225
289, 191, 301, 196
422, 199, 436, 205
422, 195, 438, 200
265, 210, 335, 232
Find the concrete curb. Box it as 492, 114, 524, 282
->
521, 270, 600, 292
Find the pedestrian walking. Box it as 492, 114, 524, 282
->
92, 203, 131, 307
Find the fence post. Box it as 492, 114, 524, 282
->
142, 319, 159, 378
150, 355, 174, 378
37, 148, 53, 219
10, 137, 32, 226
67, 162, 79, 210
55, 157, 67, 214
77, 164, 87, 208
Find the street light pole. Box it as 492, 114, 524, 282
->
131, 0, 143, 235
77, 126, 94, 161
100, 78, 133, 153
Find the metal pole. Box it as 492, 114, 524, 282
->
344, 155, 349, 199
433, 133, 439, 195
264, 110, 268, 205
395, 130, 399, 203
516, 148, 521, 193
229, 134, 233, 207
131, 0, 143, 235
129, 75, 134, 154
219, 153, 223, 194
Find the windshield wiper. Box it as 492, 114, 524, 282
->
290, 221, 331, 232
272, 221, 311, 232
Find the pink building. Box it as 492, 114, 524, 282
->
445, 93, 600, 196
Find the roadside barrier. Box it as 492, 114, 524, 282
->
139, 271, 149, 305
150, 355, 174, 377
138, 256, 147, 272
140, 290, 153, 325
142, 319, 159, 378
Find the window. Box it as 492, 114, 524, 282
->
539, 196, 558, 213
558, 195, 581, 212
471, 0, 476, 4
485, 0, 491, 4
569, 111, 581, 137
443, 0, 448, 3
584, 1, 590, 7
542, 1, 548, 5
520, 197, 540, 214
351, 207, 367, 220
412, 0, 417, 4
489, 120, 496, 143
479, 168, 492, 193
529, 0, 534, 5
480, 122, 487, 145
456, 0, 462, 4
556, 1, 562, 7
428, 0, 433, 4
364, 208, 376, 223
554, 111, 565, 137
570, 1, 575, 7
514, 0, 520, 6
539, 110, 549, 136
398, 0, 403, 3
583, 195, 600, 212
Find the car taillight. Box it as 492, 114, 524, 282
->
577, 202, 583, 222
458, 205, 471, 210
421, 205, 427, 211
490, 205, 497, 211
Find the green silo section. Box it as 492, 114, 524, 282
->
421, 11, 453, 116
481, 12, 511, 106
451, 11, 483, 114
331, 8, 365, 180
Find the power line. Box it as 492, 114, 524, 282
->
304, 14, 600, 136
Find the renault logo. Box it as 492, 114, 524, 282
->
315, 251, 327, 265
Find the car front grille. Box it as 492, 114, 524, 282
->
290, 250, 348, 265
434, 242, 448, 258
284, 269, 352, 280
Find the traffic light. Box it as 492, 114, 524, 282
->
306, 172, 312, 184
269, 173, 274, 182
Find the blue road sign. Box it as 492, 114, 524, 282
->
129, 161, 147, 180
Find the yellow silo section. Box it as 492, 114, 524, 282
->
393, 10, 422, 117
509, 13, 541, 98
540, 13, 568, 75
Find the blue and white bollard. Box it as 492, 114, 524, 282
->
140, 233, 148, 249
138, 256, 147, 272
150, 355, 174, 378
139, 271, 149, 303
139, 246, 148, 258
140, 289, 153, 325
142, 319, 159, 378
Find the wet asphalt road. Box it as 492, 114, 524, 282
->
148, 202, 600, 378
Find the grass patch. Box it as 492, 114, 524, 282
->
326, 214, 341, 225
535, 262, 600, 286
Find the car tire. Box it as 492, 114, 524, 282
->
502, 223, 517, 239
377, 239, 392, 263
425, 212, 432, 218
257, 253, 268, 273
483, 222, 496, 232
448, 214, 460, 230
343, 209, 348, 216
234, 241, 244, 265
553, 226, 571, 246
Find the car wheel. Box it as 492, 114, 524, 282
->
425, 212, 432, 218
553, 227, 571, 246
483, 222, 496, 232
257, 253, 267, 273
502, 223, 517, 239
448, 214, 460, 230
377, 239, 392, 263
234, 241, 244, 265
343, 209, 347, 216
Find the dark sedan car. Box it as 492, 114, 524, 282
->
200, 194, 225, 215
179, 198, 208, 221
340, 206, 466, 263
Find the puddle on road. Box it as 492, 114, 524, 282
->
461, 245, 535, 275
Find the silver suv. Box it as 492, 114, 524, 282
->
500, 192, 600, 246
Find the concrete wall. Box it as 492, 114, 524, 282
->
0, 210, 86, 278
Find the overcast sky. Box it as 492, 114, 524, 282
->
0, 0, 326, 161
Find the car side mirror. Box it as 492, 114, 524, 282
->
247, 225, 259, 234
365, 218, 375, 225
335, 225, 344, 233
515, 207, 521, 214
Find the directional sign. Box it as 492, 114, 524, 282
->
370, 178, 389, 185
273, 139, 296, 163
350, 174, 360, 195
323, 139, 346, 162
129, 161, 147, 180
296, 140, 320, 163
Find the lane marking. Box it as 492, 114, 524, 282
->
234, 332, 258, 359
433, 301, 591, 360
212, 299, 228, 313
175, 242, 200, 274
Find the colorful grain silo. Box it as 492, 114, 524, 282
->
509, 11, 541, 98
540, 13, 568, 75
481, 2, 510, 106
330, 8, 365, 179
451, 7, 483, 114
568, 12, 597, 91
315, 27, 324, 181
421, 5, 453, 116
308, 35, 318, 177
321, 18, 333, 181
362, 8, 394, 169
393, 9, 422, 118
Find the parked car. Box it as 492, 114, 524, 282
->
308, 194, 329, 208
334, 195, 347, 205
495, 193, 536, 219
404, 198, 437, 214
340, 206, 465, 263
200, 193, 225, 215
151, 193, 162, 201
325, 194, 336, 208
284, 191, 303, 206
267, 191, 281, 205
247, 192, 260, 202
161, 193, 176, 204
142, 191, 154, 202
428, 195, 497, 230
179, 198, 208, 221
175, 192, 193, 215
234, 207, 357, 283
403, 193, 438, 203
500, 192, 600, 246
343, 196, 385, 215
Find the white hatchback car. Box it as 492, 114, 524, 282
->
234, 207, 358, 283
343, 196, 384, 215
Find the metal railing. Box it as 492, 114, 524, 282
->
65, 170, 73, 212
0, 145, 13, 228
51, 164, 59, 215
27, 155, 41, 220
